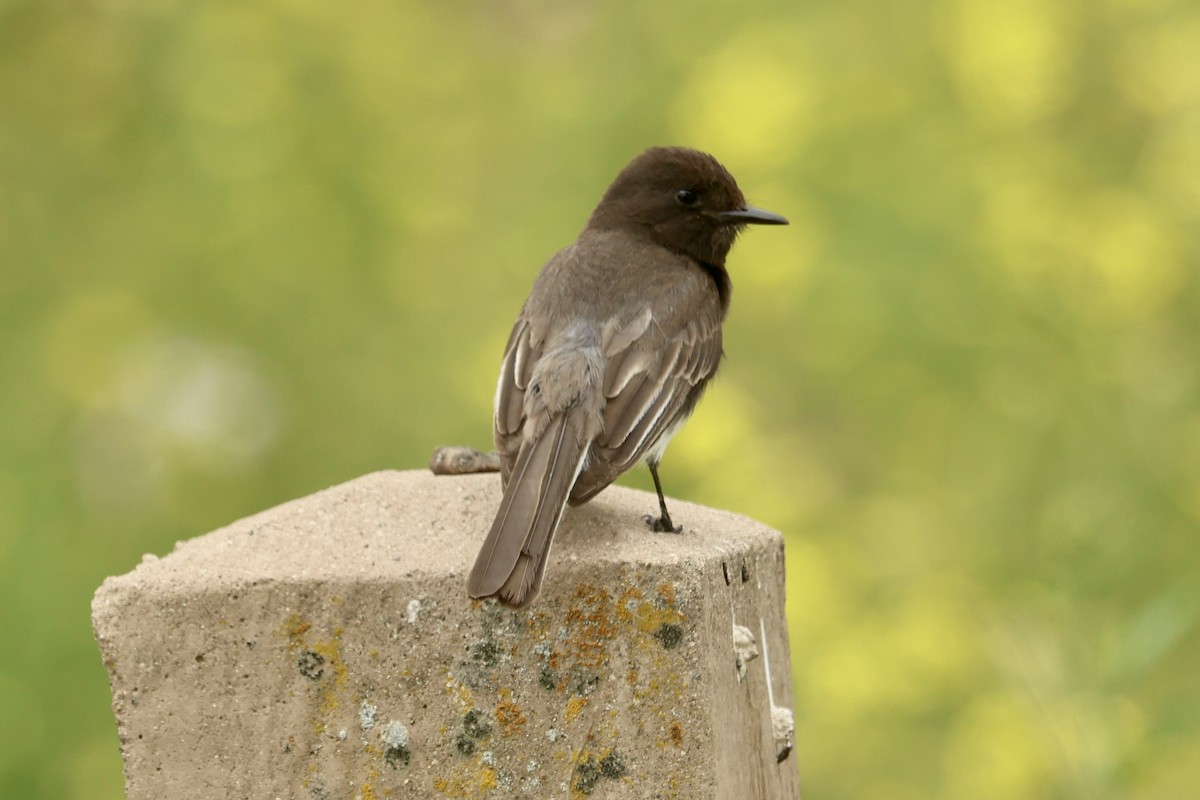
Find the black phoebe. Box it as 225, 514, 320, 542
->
468, 146, 787, 608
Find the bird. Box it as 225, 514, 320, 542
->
467, 146, 787, 608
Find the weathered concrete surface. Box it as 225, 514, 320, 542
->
93, 470, 799, 799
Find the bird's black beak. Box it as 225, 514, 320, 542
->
718, 205, 789, 225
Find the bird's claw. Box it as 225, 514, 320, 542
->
643, 514, 683, 534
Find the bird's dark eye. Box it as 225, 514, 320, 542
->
675, 189, 700, 207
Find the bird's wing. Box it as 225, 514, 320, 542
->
568, 308, 723, 505
493, 314, 539, 485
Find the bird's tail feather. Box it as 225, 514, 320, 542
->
468, 410, 589, 608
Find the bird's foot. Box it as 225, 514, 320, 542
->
643, 514, 683, 534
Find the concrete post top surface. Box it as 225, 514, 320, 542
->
101, 469, 781, 596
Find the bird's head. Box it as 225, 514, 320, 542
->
586, 146, 788, 266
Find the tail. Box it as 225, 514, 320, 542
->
468, 410, 590, 608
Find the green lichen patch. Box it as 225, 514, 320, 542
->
654, 623, 684, 650
454, 708, 492, 756
383, 743, 411, 768
454, 732, 477, 756
599, 751, 626, 779
572, 750, 627, 795
297, 650, 325, 680
462, 708, 492, 739
539, 664, 560, 690
470, 639, 501, 667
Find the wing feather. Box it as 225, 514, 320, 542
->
569, 314, 722, 504
494, 317, 541, 484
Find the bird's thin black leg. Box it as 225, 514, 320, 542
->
644, 461, 683, 533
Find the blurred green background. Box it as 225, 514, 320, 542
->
2, 0, 1198, 797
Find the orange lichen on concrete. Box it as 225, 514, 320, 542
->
496, 702, 526, 736
614, 585, 645, 622
495, 689, 527, 736
564, 695, 589, 722
633, 599, 684, 636
564, 584, 618, 668
313, 634, 346, 682
278, 615, 352, 736
431, 777, 461, 798
432, 766, 498, 799
283, 614, 311, 643
445, 671, 476, 712
668, 721, 684, 747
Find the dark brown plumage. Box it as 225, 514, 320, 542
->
468, 146, 787, 608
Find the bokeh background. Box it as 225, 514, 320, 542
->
2, 0, 1198, 797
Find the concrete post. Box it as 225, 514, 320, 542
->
92, 470, 799, 799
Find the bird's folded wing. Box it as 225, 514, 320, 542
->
569, 312, 722, 504
494, 316, 538, 485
